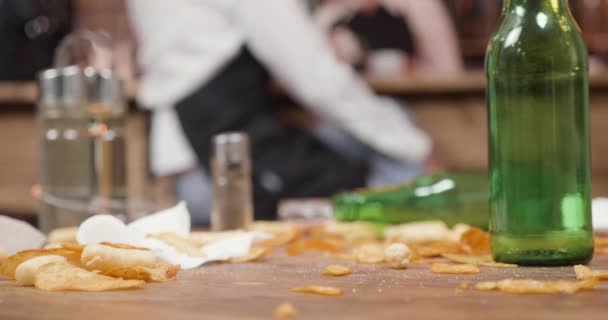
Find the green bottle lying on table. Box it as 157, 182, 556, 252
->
486, 0, 593, 265
332, 172, 489, 229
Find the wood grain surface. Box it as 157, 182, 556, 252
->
1, 251, 607, 320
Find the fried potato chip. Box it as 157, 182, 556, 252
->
384, 221, 453, 244
101, 263, 180, 282
0, 247, 7, 260
35, 262, 144, 291
81, 243, 156, 271
460, 228, 491, 255
48, 226, 79, 245
311, 221, 379, 243
475, 281, 497, 291
442, 253, 492, 264
479, 261, 518, 268
441, 253, 517, 268
15, 255, 67, 286
333, 253, 356, 261
410, 241, 465, 258
574, 265, 608, 280
273, 302, 297, 319
99, 242, 150, 251
321, 264, 352, 276
187, 230, 246, 248
0, 247, 83, 279
230, 246, 272, 263
458, 282, 469, 289
149, 232, 205, 257
485, 278, 599, 294
384, 243, 411, 269
353, 244, 385, 264
287, 238, 344, 256
251, 222, 302, 248
410, 258, 441, 265
290, 285, 343, 296
431, 263, 480, 274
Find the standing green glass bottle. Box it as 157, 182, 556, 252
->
487, 0, 593, 265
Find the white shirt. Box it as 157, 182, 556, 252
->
127, 0, 431, 176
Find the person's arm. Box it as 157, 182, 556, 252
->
235, 0, 431, 163
385, 0, 464, 74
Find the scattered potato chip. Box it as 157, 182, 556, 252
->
333, 253, 356, 261
410, 241, 465, 258
384, 221, 453, 243
0, 247, 7, 260
273, 303, 297, 319
475, 281, 497, 291
231, 246, 272, 263
149, 232, 205, 257
0, 247, 83, 279
187, 230, 246, 248
321, 264, 352, 276
458, 282, 469, 289
290, 285, 343, 296
384, 243, 411, 269
81, 243, 156, 271
482, 278, 600, 294
442, 253, 492, 265
448, 224, 472, 242
311, 221, 379, 243
287, 239, 344, 256
253, 222, 302, 248
48, 226, 79, 245
460, 228, 491, 255
431, 263, 480, 274
15, 255, 67, 286
353, 244, 385, 264
34, 262, 144, 291
479, 261, 518, 268
102, 263, 180, 282
410, 258, 441, 265
574, 265, 608, 280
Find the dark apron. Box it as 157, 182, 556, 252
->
175, 47, 368, 220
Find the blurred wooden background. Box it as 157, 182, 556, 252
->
2, 0, 608, 217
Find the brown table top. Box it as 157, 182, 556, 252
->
1, 251, 607, 320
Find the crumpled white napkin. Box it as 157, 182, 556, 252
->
76, 202, 271, 269
0, 216, 46, 255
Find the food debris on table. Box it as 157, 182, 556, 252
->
0, 242, 180, 291
574, 265, 608, 280
321, 264, 352, 276
431, 263, 480, 275
230, 246, 272, 263
290, 285, 343, 296
474, 278, 599, 294
384, 243, 411, 269
273, 302, 297, 319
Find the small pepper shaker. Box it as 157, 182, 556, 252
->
210, 132, 253, 231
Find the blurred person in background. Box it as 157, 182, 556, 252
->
127, 0, 435, 225
316, 0, 464, 76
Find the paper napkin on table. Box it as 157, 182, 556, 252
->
76, 202, 271, 269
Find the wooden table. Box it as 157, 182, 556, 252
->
1, 251, 607, 320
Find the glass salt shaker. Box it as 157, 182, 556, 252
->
210, 132, 254, 231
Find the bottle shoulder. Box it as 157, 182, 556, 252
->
486, 12, 587, 74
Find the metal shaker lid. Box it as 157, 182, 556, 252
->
212, 132, 251, 168
84, 67, 124, 113
37, 65, 87, 109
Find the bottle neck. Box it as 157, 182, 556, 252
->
504, 0, 569, 14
